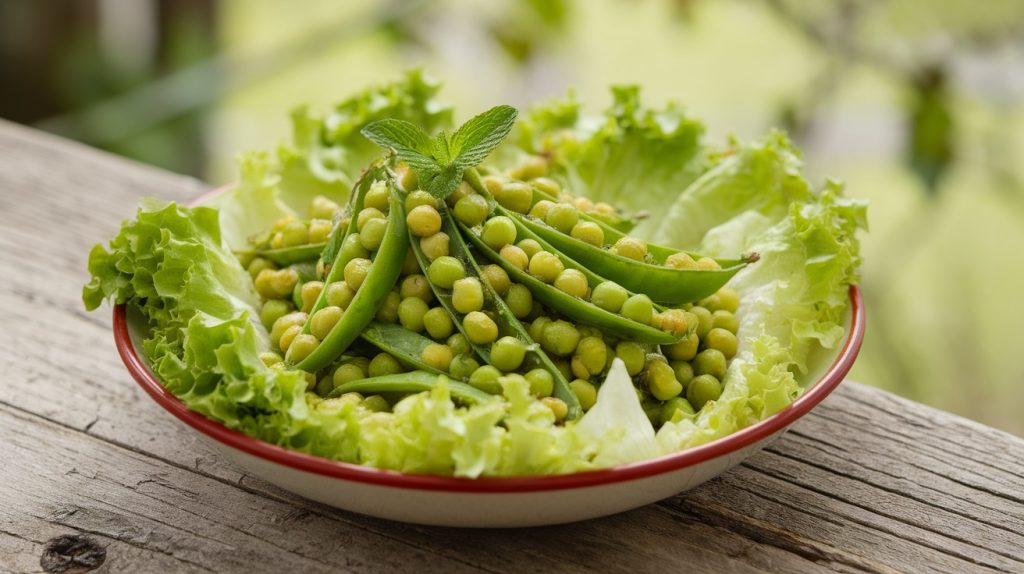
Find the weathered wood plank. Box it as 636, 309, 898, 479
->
2, 119, 1024, 573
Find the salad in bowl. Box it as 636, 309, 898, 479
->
84, 72, 865, 526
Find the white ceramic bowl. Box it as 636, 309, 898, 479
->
114, 286, 863, 528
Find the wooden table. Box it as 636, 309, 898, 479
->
1, 120, 1022, 574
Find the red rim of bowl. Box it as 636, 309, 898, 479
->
114, 287, 862, 493
111, 185, 864, 492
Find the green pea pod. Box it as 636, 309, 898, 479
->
399, 188, 582, 420
327, 371, 495, 405
293, 167, 408, 372
461, 222, 679, 345
527, 179, 642, 234
517, 216, 756, 305
255, 243, 326, 265
360, 320, 453, 378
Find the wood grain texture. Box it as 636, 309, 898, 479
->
0, 119, 1022, 574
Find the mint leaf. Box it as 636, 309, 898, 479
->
362, 105, 518, 199
450, 105, 518, 168
361, 119, 436, 173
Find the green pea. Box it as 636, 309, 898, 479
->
446, 180, 473, 206
469, 365, 503, 394
646, 360, 682, 401
575, 336, 607, 376
611, 237, 647, 261
300, 280, 324, 313
615, 341, 646, 376
421, 343, 454, 372
278, 324, 302, 352
359, 217, 388, 251
490, 336, 526, 372
397, 297, 430, 332
716, 287, 740, 313
553, 359, 572, 381
260, 299, 293, 330
449, 354, 480, 381
315, 375, 334, 397
554, 269, 589, 299
671, 361, 695, 387
333, 363, 366, 387
427, 256, 465, 289
516, 238, 543, 259
310, 305, 343, 339
660, 397, 696, 425
452, 277, 485, 314
286, 334, 320, 363
494, 181, 534, 213
247, 257, 275, 280
344, 258, 372, 290
397, 165, 418, 191
664, 334, 699, 361
531, 177, 561, 197
375, 290, 401, 323
525, 368, 554, 397
570, 221, 605, 246
308, 219, 333, 244
310, 195, 342, 220
499, 245, 529, 271
590, 281, 628, 313
528, 316, 552, 343
509, 155, 548, 180
463, 311, 499, 345
570, 379, 598, 411
481, 216, 517, 250
705, 328, 738, 359
254, 268, 299, 300
270, 311, 307, 348
712, 310, 739, 334
399, 274, 433, 303
401, 248, 420, 275
694, 348, 728, 380
481, 175, 505, 195
665, 252, 698, 269
454, 194, 490, 226
687, 374, 722, 410
690, 306, 714, 339
699, 294, 722, 313
545, 203, 579, 233
541, 397, 569, 422
357, 207, 385, 231
339, 233, 370, 264
364, 183, 392, 212
480, 264, 511, 296
541, 320, 580, 357
423, 307, 454, 340
420, 232, 450, 261
447, 333, 471, 356
528, 251, 564, 283
621, 294, 654, 325
363, 395, 391, 413
407, 205, 442, 237
404, 190, 437, 212
279, 221, 309, 248
529, 199, 555, 220
368, 353, 403, 377
504, 283, 533, 319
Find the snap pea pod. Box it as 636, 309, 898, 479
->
464, 171, 682, 343
461, 221, 679, 345
293, 168, 408, 372
399, 187, 581, 420
526, 178, 642, 234
360, 320, 452, 378
234, 243, 326, 266
516, 216, 755, 305
326, 371, 495, 405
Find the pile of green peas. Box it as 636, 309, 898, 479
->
247, 162, 745, 427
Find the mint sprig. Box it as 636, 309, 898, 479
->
362, 105, 518, 198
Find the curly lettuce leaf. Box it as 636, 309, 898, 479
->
515, 86, 707, 237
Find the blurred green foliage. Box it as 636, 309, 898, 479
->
3, 0, 1023, 434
